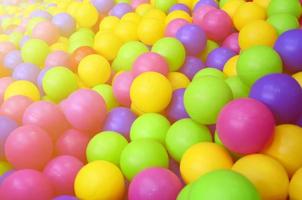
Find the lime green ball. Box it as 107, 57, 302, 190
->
225, 76, 249, 99
86, 131, 128, 166
268, 0, 302, 18
237, 46, 283, 86
177, 184, 192, 200
153, 0, 176, 13
120, 139, 169, 180
130, 113, 170, 144
190, 170, 261, 200
0, 161, 12, 176
152, 37, 186, 72
193, 68, 226, 82
9, 32, 23, 47
70, 28, 95, 42
68, 40, 93, 53
93, 84, 118, 110
165, 119, 212, 161
112, 41, 148, 71
267, 14, 299, 35
42, 67, 78, 102
184, 76, 233, 124
21, 39, 50, 67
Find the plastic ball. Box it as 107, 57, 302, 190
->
152, 37, 186, 71
130, 113, 170, 144
110, 3, 133, 18
223, 55, 238, 77
43, 155, 83, 195
120, 139, 169, 180
267, 14, 299, 35
130, 72, 172, 113
32, 21, 60, 45
189, 169, 261, 200
165, 19, 188, 38
0, 169, 54, 200
180, 56, 205, 80
76, 3, 98, 28
138, 18, 165, 45
99, 16, 119, 32
12, 63, 40, 84
153, 0, 177, 12
112, 71, 134, 107
166, 10, 192, 25
93, 84, 118, 110
92, 0, 115, 13
74, 160, 125, 200
166, 88, 189, 122
263, 124, 302, 177
237, 45, 282, 86
45, 51, 71, 68
52, 13, 76, 37
184, 76, 232, 124
194, 0, 218, 9
217, 98, 275, 154
52, 195, 78, 200
225, 76, 249, 99
4, 80, 40, 101
128, 168, 183, 200
206, 47, 236, 71
70, 46, 95, 71
168, 72, 190, 90
114, 20, 138, 42
267, 0, 302, 18
289, 167, 302, 200
21, 39, 49, 67
180, 142, 233, 183
169, 3, 191, 13
0, 116, 18, 160
222, 33, 240, 54
192, 5, 217, 27
3, 50, 22, 70
193, 67, 226, 81
253, 0, 271, 8
239, 20, 278, 50
232, 154, 289, 200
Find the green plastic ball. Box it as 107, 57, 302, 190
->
267, 13, 299, 35
184, 76, 233, 124
130, 113, 170, 144
21, 39, 50, 67
165, 118, 212, 161
190, 169, 261, 200
268, 0, 302, 18
120, 139, 169, 180
177, 184, 192, 200
192, 68, 226, 82
93, 84, 118, 110
9, 32, 23, 47
153, 0, 177, 13
225, 76, 250, 99
86, 131, 128, 166
152, 37, 186, 72
237, 46, 283, 86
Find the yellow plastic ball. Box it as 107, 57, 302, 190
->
165, 10, 192, 24
76, 3, 98, 28
130, 72, 172, 113
289, 167, 302, 200
263, 124, 302, 177
50, 42, 68, 52
222, 0, 245, 18
233, 2, 266, 30
121, 12, 141, 24
78, 54, 111, 87
74, 160, 125, 200
130, 103, 145, 116
233, 154, 289, 200
138, 18, 164, 45
115, 20, 138, 42
239, 20, 278, 50
4, 80, 40, 101
178, 0, 193, 9
292, 72, 302, 88
0, 34, 9, 42
143, 8, 166, 21
67, 1, 81, 18
136, 4, 154, 16
99, 16, 120, 32
180, 142, 233, 184
0, 161, 12, 176
253, 0, 271, 8
168, 72, 190, 90
223, 55, 239, 77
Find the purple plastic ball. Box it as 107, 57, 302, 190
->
52, 13, 76, 37
0, 116, 18, 159
169, 3, 191, 14
180, 56, 205, 80
274, 29, 302, 73
103, 107, 136, 138
128, 168, 183, 200
92, 0, 115, 13
3, 50, 22, 70
110, 3, 133, 18
296, 114, 302, 127
176, 24, 206, 56
250, 73, 302, 124
206, 47, 236, 70
222, 33, 240, 54
30, 10, 52, 20
166, 89, 189, 122
13, 63, 40, 84
53, 195, 78, 200
194, 0, 218, 10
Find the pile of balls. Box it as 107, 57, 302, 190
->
0, 0, 301, 199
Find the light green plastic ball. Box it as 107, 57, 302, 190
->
21, 39, 50, 67
93, 84, 118, 110
192, 68, 226, 82
268, 0, 302, 18
225, 76, 250, 99
267, 13, 299, 35
153, 0, 177, 13
177, 184, 192, 200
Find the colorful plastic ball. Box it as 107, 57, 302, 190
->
169, 3, 191, 13
184, 76, 232, 124
42, 67, 78, 102
274, 29, 302, 73
289, 167, 302, 200
30, 10, 52, 20
52, 13, 76, 37
45, 51, 71, 68
165, 19, 188, 37
225, 76, 249, 99
138, 18, 164, 45
4, 80, 40, 101
217, 98, 275, 154
43, 155, 83, 195
239, 20, 278, 50
92, 0, 115, 13
193, 68, 226, 81
130, 72, 172, 113
114, 20, 138, 42
61, 89, 107, 133
250, 74, 302, 123
192, 5, 217, 28
206, 47, 236, 71
56, 129, 90, 162
3, 50, 22, 70
0, 116, 18, 160
121, 12, 141, 23
12, 63, 40, 84
152, 37, 186, 71
144, 8, 166, 22
232, 154, 289, 200
53, 195, 78, 200
93, 84, 118, 110
5, 125, 53, 170
194, 0, 218, 9
76, 3, 98, 28
166, 88, 189, 122
263, 124, 302, 177
267, 0, 302, 18
74, 160, 125, 200
180, 142, 233, 183
0, 41, 16, 64
99, 16, 120, 32
267, 14, 299, 35
168, 72, 190, 90
0, 169, 54, 200
222, 33, 240, 54
112, 71, 134, 107
223, 55, 238, 77
153, 0, 177, 12
189, 169, 261, 200
128, 168, 183, 200
120, 139, 169, 180
130, 113, 170, 144
21, 39, 49, 67
70, 46, 95, 71
179, 56, 205, 80
237, 46, 282, 86
32, 21, 60, 45
110, 3, 133, 18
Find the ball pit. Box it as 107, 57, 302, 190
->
0, 0, 301, 199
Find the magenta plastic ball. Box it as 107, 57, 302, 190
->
169, 3, 191, 13
176, 24, 206, 56
179, 56, 205, 80
52, 13, 76, 37
91, 0, 115, 13
0, 116, 18, 160
112, 71, 134, 107
0, 169, 54, 200
30, 10, 52, 20
166, 88, 189, 122
194, 0, 218, 10
110, 3, 133, 18
12, 63, 40, 84
222, 33, 240, 54
128, 168, 183, 200
43, 155, 83, 195
53, 195, 78, 200
206, 47, 236, 70
217, 98, 275, 154
103, 107, 136, 138
192, 5, 216, 28
3, 50, 22, 70
165, 19, 188, 37
45, 51, 71, 68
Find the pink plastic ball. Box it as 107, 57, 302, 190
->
23, 101, 70, 141
61, 89, 107, 134
112, 71, 134, 107
5, 125, 53, 170
217, 98, 275, 154
55, 129, 90, 162
0, 77, 13, 103
222, 32, 240, 54
165, 19, 188, 37
43, 155, 83, 195
192, 5, 217, 28
0, 169, 54, 200
132, 52, 169, 77
45, 51, 71, 68
31, 21, 60, 45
